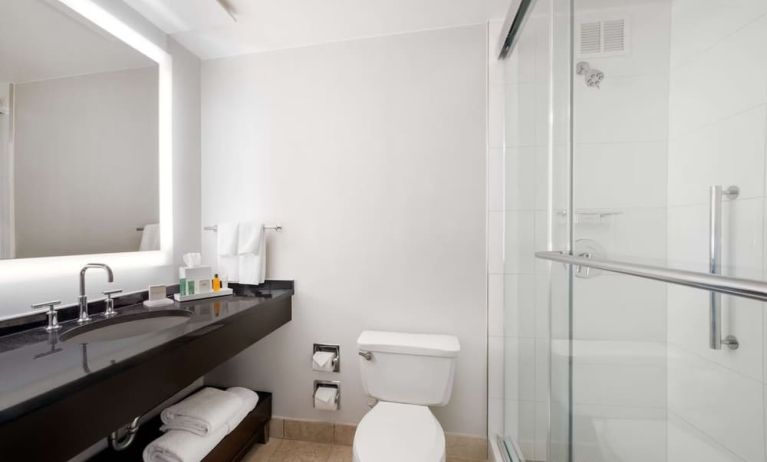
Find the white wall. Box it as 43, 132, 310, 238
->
14, 66, 159, 258
0, 3, 201, 317
666, 2, 767, 461
201, 25, 488, 436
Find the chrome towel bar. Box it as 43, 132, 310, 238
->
204, 224, 282, 232
536, 250, 767, 302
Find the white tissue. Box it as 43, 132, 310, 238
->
312, 351, 336, 371
314, 386, 338, 411
183, 252, 202, 267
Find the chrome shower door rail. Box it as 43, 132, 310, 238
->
535, 251, 767, 303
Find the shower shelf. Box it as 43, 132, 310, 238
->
556, 209, 622, 224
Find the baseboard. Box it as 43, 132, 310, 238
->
271, 416, 489, 460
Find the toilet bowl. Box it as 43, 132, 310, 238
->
352, 331, 460, 462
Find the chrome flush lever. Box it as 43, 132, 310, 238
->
709, 185, 739, 350
358, 351, 373, 361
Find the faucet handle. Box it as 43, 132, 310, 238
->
103, 289, 122, 317
32, 300, 62, 332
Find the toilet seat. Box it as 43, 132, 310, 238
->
352, 401, 445, 462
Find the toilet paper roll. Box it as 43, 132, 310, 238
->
314, 386, 338, 411
312, 351, 336, 371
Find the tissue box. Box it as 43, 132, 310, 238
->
180, 266, 212, 282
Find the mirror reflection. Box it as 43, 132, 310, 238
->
0, 0, 159, 259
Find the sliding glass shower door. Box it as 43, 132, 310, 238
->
563, 0, 767, 461
502, 0, 767, 461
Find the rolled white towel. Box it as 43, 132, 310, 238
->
143, 426, 227, 462
160, 388, 242, 436
225, 388, 259, 432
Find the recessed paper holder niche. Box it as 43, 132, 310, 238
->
312, 343, 340, 372
313, 380, 340, 410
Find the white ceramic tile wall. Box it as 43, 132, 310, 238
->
201, 25, 488, 436
666, 1, 767, 460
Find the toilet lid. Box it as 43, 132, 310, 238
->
353, 402, 445, 462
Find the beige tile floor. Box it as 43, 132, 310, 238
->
243, 438, 487, 462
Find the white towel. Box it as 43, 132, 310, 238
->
143, 426, 227, 462
160, 388, 243, 437
139, 224, 160, 251
237, 222, 263, 255
225, 388, 259, 432
237, 222, 266, 285
216, 223, 239, 256
216, 223, 239, 282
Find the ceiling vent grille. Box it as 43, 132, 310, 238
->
577, 16, 629, 57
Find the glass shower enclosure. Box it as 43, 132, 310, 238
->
497, 0, 767, 461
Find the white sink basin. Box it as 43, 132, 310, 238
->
61, 309, 192, 343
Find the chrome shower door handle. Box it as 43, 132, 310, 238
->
709, 185, 740, 350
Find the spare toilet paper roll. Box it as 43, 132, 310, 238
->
312, 351, 336, 371
314, 386, 338, 411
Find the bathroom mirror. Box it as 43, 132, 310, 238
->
0, 0, 160, 259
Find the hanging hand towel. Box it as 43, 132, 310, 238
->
216, 223, 239, 282
143, 426, 227, 462
160, 387, 243, 437
139, 224, 160, 251
237, 222, 265, 285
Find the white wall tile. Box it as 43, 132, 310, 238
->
668, 346, 765, 462
572, 404, 666, 462
668, 412, 748, 462
670, 0, 767, 67
668, 284, 765, 383
505, 146, 538, 211
573, 75, 669, 144
573, 275, 667, 342
668, 105, 767, 206
572, 340, 666, 409
504, 274, 536, 338
574, 141, 668, 209
488, 147, 505, 212
504, 210, 536, 274
489, 336, 505, 399
489, 274, 505, 337
669, 15, 767, 136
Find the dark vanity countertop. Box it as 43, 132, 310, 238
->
0, 283, 293, 424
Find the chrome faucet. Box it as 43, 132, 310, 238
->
78, 263, 114, 323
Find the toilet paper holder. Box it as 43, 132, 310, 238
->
313, 380, 341, 410
313, 343, 340, 372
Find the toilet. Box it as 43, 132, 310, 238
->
353, 330, 461, 462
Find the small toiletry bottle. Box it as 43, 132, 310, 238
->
187, 279, 195, 295
179, 268, 187, 296
212, 274, 221, 292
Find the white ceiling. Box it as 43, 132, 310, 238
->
124, 0, 514, 59
0, 0, 155, 83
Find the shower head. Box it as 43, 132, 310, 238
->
576, 61, 604, 89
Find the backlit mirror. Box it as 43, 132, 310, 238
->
0, 0, 160, 259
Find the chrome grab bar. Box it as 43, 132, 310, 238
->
536, 250, 767, 303
709, 185, 739, 350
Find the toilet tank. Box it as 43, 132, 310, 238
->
357, 331, 460, 406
